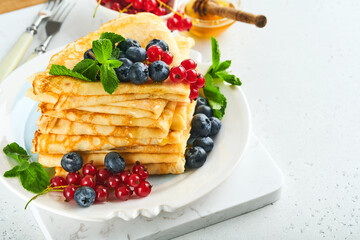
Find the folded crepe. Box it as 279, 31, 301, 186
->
54, 156, 185, 176
37, 116, 169, 138
40, 101, 177, 130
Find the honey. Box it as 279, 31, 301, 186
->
184, 0, 238, 37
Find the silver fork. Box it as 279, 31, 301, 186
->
28, 2, 75, 60
0, 0, 62, 81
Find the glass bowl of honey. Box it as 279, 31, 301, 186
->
183, 0, 241, 37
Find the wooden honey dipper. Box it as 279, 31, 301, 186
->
192, 0, 267, 28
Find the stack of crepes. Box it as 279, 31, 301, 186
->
26, 13, 197, 177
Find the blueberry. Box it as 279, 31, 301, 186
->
104, 152, 126, 174
84, 49, 94, 60
185, 146, 207, 169
146, 39, 169, 51
118, 51, 127, 59
129, 62, 149, 85
149, 61, 170, 82
74, 187, 96, 207
209, 117, 222, 136
194, 105, 213, 118
191, 113, 211, 137
117, 38, 141, 52
195, 97, 209, 109
125, 47, 147, 62
193, 137, 214, 153
61, 152, 83, 173
187, 137, 196, 146
115, 58, 133, 82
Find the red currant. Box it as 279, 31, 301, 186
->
82, 163, 97, 176
167, 17, 179, 31
124, 0, 133, 3
127, 174, 141, 187
194, 74, 205, 88
173, 11, 183, 21
111, 2, 122, 11
80, 175, 96, 188
95, 185, 109, 202
189, 87, 199, 100
181, 59, 197, 70
185, 69, 198, 84
153, 7, 166, 16
134, 181, 152, 197
115, 185, 132, 201
159, 0, 168, 3
133, 0, 143, 10
106, 175, 120, 189
119, 170, 131, 184
50, 176, 66, 188
161, 51, 173, 65
143, 0, 158, 12
179, 18, 192, 31
170, 66, 187, 83
96, 168, 111, 184
138, 169, 149, 181
63, 185, 77, 201
102, 0, 111, 3
132, 161, 145, 174
147, 45, 163, 62
66, 172, 81, 185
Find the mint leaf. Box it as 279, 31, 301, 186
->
211, 36, 220, 69
92, 39, 113, 63
3, 143, 50, 193
203, 73, 227, 119
106, 59, 122, 68
18, 162, 50, 193
111, 48, 120, 60
100, 63, 119, 94
73, 59, 100, 81
49, 65, 92, 82
100, 32, 125, 47
4, 166, 20, 177
215, 71, 241, 86
3, 142, 29, 164
215, 60, 231, 72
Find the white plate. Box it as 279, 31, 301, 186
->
0, 48, 251, 222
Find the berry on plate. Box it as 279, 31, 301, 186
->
191, 113, 211, 137
50, 176, 66, 188
185, 146, 207, 168
82, 163, 97, 176
134, 181, 152, 197
66, 172, 81, 185
129, 62, 149, 85
193, 136, 214, 153
61, 152, 83, 173
125, 47, 147, 62
195, 105, 213, 118
149, 61, 170, 82
81, 175, 96, 188
95, 185, 109, 202
74, 186, 96, 207
104, 152, 126, 174
63, 185, 77, 201
209, 117, 222, 136
96, 168, 111, 184
115, 185, 132, 201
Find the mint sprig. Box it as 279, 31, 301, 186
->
203, 37, 242, 119
3, 143, 50, 194
49, 32, 125, 94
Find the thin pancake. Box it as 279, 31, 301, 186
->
26, 88, 189, 109
39, 102, 165, 119
37, 116, 169, 138
40, 102, 177, 130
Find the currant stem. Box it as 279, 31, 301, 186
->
93, 0, 102, 18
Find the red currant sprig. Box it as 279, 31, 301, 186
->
166, 11, 192, 32
169, 59, 205, 100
